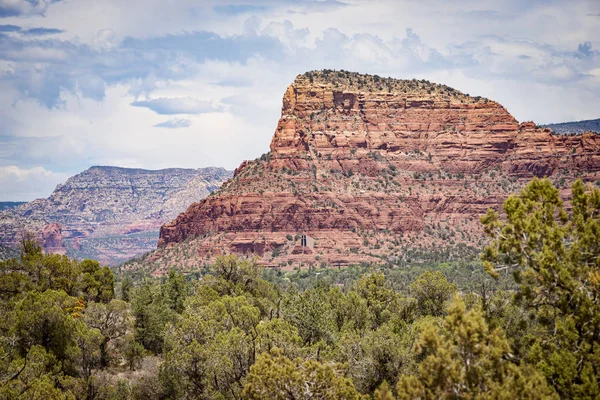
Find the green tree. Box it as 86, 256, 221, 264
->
162, 269, 191, 313
255, 318, 302, 358
84, 299, 131, 368
396, 297, 557, 399
282, 287, 336, 346
78, 260, 114, 303
0, 238, 81, 300
337, 323, 413, 393
206, 255, 280, 318
409, 271, 456, 317
0, 345, 69, 399
1, 290, 104, 398
121, 334, 145, 371
242, 350, 364, 400
10, 290, 82, 364
482, 178, 600, 398
130, 281, 177, 354
160, 293, 262, 398
121, 275, 133, 302
354, 273, 397, 328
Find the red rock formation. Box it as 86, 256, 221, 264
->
152, 70, 600, 272
41, 223, 67, 255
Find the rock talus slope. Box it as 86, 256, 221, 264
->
0, 166, 232, 264
143, 70, 600, 273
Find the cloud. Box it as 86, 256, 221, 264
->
577, 41, 597, 58
287, 0, 348, 13
0, 165, 53, 180
0, 24, 20, 32
154, 118, 192, 128
0, 0, 61, 18
22, 27, 63, 36
0, 28, 288, 107
214, 5, 269, 15
131, 97, 222, 115
121, 30, 285, 63
0, 165, 68, 201
460, 10, 505, 20
0, 0, 598, 202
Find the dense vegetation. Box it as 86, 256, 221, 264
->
1, 178, 599, 399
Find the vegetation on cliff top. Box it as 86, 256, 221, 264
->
297, 69, 487, 102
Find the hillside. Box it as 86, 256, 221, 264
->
542, 118, 600, 135
124, 70, 600, 275
0, 166, 232, 264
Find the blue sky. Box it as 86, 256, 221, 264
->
0, 0, 599, 200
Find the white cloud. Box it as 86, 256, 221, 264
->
0, 0, 60, 17
154, 118, 192, 128
0, 165, 68, 201
0, 0, 598, 201
131, 97, 223, 115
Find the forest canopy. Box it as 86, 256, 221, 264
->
0, 178, 599, 399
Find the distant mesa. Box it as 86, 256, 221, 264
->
0, 166, 232, 264
541, 118, 600, 135
125, 70, 600, 274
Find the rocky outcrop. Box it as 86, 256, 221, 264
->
0, 166, 232, 264
146, 70, 600, 273
41, 223, 66, 255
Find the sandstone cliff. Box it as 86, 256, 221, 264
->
141, 70, 599, 274
0, 166, 232, 264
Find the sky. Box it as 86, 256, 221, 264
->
0, 0, 599, 201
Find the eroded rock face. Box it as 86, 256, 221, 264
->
146, 70, 600, 273
41, 223, 66, 255
0, 166, 232, 264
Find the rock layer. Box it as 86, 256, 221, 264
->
148, 70, 600, 273
1, 166, 232, 264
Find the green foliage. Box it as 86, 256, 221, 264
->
120, 275, 133, 302
409, 271, 457, 316
121, 334, 145, 371
242, 350, 364, 400
282, 286, 337, 346
337, 323, 414, 393
84, 300, 131, 367
0, 290, 105, 398
158, 255, 281, 399
482, 178, 600, 398
130, 281, 177, 354
0, 238, 114, 302
162, 269, 191, 313
1, 176, 599, 399
396, 297, 557, 399
79, 260, 115, 303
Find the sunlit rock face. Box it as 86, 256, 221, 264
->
152, 70, 600, 273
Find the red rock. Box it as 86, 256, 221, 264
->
41, 223, 67, 255
151, 71, 600, 271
